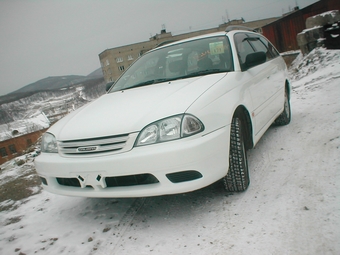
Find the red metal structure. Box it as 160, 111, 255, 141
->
262, 0, 340, 52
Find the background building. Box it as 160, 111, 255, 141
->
0, 113, 50, 165
99, 0, 339, 84
262, 0, 340, 53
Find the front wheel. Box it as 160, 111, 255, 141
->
222, 116, 250, 192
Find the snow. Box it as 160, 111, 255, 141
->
0, 112, 50, 142
318, 10, 339, 18
299, 25, 323, 33
0, 48, 339, 255
280, 50, 300, 56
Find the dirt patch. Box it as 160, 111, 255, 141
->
0, 171, 42, 212
5, 215, 23, 226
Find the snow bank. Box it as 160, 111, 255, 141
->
0, 112, 50, 142
289, 47, 340, 87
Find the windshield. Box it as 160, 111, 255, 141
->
110, 36, 233, 92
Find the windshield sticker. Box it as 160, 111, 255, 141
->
209, 41, 224, 55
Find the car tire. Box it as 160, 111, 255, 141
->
274, 88, 291, 126
223, 116, 250, 192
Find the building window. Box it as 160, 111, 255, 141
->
128, 55, 134, 61
27, 139, 32, 146
9, 144, 17, 154
118, 66, 125, 71
116, 57, 123, 63
0, 147, 8, 158
105, 59, 110, 66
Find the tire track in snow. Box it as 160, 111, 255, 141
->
248, 141, 272, 189
96, 198, 146, 255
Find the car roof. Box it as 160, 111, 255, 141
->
225, 25, 257, 33
151, 28, 260, 52
152, 31, 227, 51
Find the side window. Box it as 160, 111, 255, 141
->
259, 37, 280, 58
248, 37, 273, 61
234, 33, 255, 67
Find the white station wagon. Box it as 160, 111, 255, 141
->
35, 27, 291, 198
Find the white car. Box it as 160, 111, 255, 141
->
35, 27, 291, 198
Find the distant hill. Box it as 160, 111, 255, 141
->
0, 76, 106, 125
0, 68, 104, 105
11, 75, 88, 94
87, 68, 104, 79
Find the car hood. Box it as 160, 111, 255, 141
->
50, 73, 226, 140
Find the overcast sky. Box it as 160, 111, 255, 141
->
0, 0, 318, 96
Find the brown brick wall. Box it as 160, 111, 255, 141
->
0, 129, 47, 165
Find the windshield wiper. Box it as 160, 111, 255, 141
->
123, 78, 169, 90
119, 70, 226, 91
180, 69, 226, 79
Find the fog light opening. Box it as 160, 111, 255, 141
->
40, 177, 47, 185
166, 170, 203, 183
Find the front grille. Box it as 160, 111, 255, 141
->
56, 174, 159, 188
58, 134, 129, 156
57, 177, 81, 187
105, 174, 159, 187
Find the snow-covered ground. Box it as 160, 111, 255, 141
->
0, 48, 339, 255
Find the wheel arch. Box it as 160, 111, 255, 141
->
285, 79, 291, 100
233, 105, 254, 150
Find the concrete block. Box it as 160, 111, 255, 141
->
297, 27, 324, 46
306, 10, 340, 29
297, 32, 307, 46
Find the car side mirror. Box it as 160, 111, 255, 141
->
105, 81, 114, 92
244, 52, 266, 70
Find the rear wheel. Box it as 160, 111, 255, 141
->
223, 116, 250, 192
274, 88, 291, 126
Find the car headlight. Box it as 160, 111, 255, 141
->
41, 132, 58, 153
135, 114, 204, 146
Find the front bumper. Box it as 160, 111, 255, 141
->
35, 126, 230, 198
